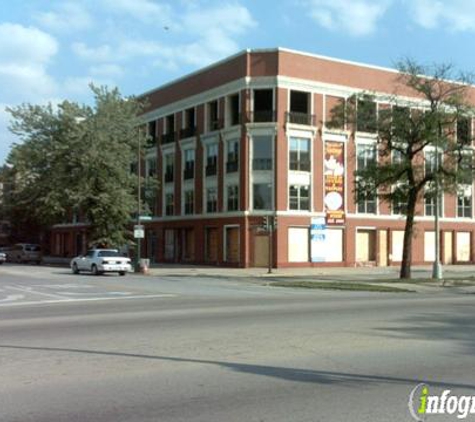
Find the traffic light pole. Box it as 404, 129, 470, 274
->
268, 221, 273, 274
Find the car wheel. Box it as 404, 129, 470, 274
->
119, 271, 126, 276
91, 264, 100, 275
72, 263, 80, 274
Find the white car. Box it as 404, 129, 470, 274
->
0, 252, 6, 264
71, 249, 132, 276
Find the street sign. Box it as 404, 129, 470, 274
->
139, 216, 152, 221
134, 225, 145, 239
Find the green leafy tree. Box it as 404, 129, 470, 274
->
328, 60, 475, 279
6, 85, 148, 248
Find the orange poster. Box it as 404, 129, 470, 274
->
324, 141, 345, 225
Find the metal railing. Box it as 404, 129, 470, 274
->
249, 110, 275, 123
285, 112, 316, 126
252, 158, 272, 171
179, 126, 196, 139
226, 160, 239, 173
205, 164, 217, 176
161, 132, 176, 144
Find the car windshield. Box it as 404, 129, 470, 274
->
97, 250, 121, 257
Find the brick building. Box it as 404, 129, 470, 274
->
52, 48, 475, 267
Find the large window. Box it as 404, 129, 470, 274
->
206, 188, 217, 213
253, 89, 274, 122
207, 100, 219, 131
289, 138, 310, 171
184, 190, 194, 215
391, 149, 406, 214
206, 144, 218, 176
356, 144, 377, 214
289, 185, 310, 210
183, 149, 195, 180
458, 186, 472, 218
424, 150, 443, 217
252, 135, 273, 170
180, 107, 196, 138
357, 99, 377, 133
227, 185, 239, 211
253, 183, 272, 210
164, 153, 174, 183
227, 93, 240, 126
226, 139, 239, 173
457, 116, 472, 144
425, 188, 443, 217
165, 193, 174, 216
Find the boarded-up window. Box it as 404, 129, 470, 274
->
326, 229, 343, 262
288, 228, 309, 262
391, 231, 404, 262
356, 230, 376, 262
457, 232, 471, 262
206, 228, 218, 262
424, 231, 435, 262
164, 229, 175, 260
225, 227, 240, 263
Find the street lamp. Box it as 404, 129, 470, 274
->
135, 130, 142, 272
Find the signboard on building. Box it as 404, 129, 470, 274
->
310, 217, 326, 262
324, 141, 345, 225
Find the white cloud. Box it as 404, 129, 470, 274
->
0, 23, 59, 103
182, 3, 256, 35
35, 2, 94, 32
90, 64, 125, 79
101, 0, 173, 24
305, 0, 391, 36
408, 0, 475, 31
72, 42, 115, 62
73, 2, 256, 70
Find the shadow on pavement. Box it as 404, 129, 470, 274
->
374, 304, 475, 355
1, 344, 474, 390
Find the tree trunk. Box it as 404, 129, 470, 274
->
400, 191, 418, 279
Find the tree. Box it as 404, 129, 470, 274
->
6, 85, 149, 248
328, 60, 475, 279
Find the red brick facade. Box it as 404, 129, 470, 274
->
51, 48, 475, 267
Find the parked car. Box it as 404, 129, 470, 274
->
70, 249, 132, 276
0, 252, 6, 264
7, 244, 42, 264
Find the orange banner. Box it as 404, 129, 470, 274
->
324, 141, 345, 225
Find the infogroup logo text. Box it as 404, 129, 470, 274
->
409, 383, 475, 420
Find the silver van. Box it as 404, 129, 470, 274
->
7, 244, 42, 264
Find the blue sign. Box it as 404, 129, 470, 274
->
310, 217, 326, 262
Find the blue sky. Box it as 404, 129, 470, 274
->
1, 0, 475, 163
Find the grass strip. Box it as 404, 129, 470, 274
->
269, 281, 414, 293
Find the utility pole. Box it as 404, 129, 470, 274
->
136, 134, 141, 272
432, 147, 443, 280
267, 216, 273, 274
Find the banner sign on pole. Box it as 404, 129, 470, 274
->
324, 141, 345, 225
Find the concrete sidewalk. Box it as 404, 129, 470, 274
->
146, 263, 475, 280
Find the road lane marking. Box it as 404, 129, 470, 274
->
29, 284, 95, 289
0, 294, 25, 303
0, 294, 176, 307
63, 291, 133, 296
5, 285, 69, 300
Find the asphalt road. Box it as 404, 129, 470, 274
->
1, 264, 474, 422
